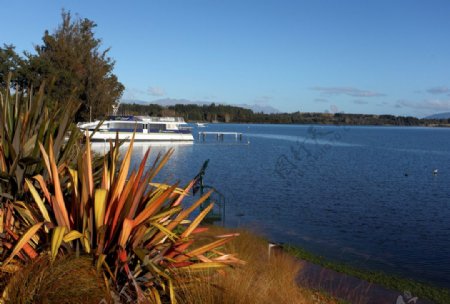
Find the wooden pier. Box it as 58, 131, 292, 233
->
198, 131, 243, 141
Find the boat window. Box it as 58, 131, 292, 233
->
108, 122, 142, 131
149, 124, 166, 131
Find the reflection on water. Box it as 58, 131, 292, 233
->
90, 141, 193, 152
105, 124, 450, 289
245, 132, 361, 147
91, 141, 195, 183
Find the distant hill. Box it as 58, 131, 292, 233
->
120, 99, 147, 105
120, 98, 280, 114
424, 112, 450, 119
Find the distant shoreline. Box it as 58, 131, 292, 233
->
119, 103, 450, 127
190, 121, 450, 128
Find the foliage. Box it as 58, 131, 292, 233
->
0, 76, 81, 200
0, 45, 27, 89
0, 133, 240, 303
120, 103, 255, 123
0, 11, 124, 120
30, 10, 124, 120
119, 103, 165, 117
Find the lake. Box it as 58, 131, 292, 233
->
92, 124, 450, 289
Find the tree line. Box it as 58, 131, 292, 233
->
120, 103, 450, 127
0, 11, 124, 121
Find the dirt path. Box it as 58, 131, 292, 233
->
296, 259, 434, 304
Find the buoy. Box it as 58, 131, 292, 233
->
433, 169, 438, 175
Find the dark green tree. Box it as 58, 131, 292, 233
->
0, 44, 27, 88
30, 10, 124, 120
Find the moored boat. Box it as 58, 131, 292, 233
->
77, 116, 194, 142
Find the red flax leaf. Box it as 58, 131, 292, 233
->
168, 261, 193, 268
171, 180, 195, 207
108, 172, 136, 240
174, 237, 233, 263
147, 190, 213, 247
38, 142, 52, 183
130, 148, 151, 198
127, 149, 152, 219
165, 240, 194, 259
190, 227, 209, 234
101, 157, 109, 191
48, 137, 70, 228
181, 203, 214, 238
174, 189, 213, 222
110, 132, 135, 204
4, 223, 43, 265
33, 175, 52, 206
119, 218, 134, 248
133, 184, 178, 227
131, 225, 147, 249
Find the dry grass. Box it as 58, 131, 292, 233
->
1, 228, 339, 304
3, 254, 108, 304
175, 226, 339, 304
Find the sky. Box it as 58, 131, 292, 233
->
2, 0, 450, 117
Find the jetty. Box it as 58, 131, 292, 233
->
198, 131, 243, 141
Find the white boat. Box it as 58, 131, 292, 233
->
77, 116, 194, 142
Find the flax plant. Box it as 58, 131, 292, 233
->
1, 132, 240, 303
0, 74, 81, 200
0, 75, 82, 294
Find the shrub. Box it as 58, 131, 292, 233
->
1, 134, 241, 303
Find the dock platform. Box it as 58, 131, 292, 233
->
198, 131, 243, 141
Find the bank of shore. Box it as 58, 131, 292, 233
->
206, 225, 449, 304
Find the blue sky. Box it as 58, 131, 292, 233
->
2, 1, 450, 117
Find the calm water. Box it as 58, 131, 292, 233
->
93, 124, 450, 289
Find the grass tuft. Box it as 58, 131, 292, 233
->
4, 254, 108, 304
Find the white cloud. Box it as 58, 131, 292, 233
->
123, 87, 146, 100
353, 99, 369, 105
147, 86, 166, 97
312, 86, 385, 97
395, 99, 450, 111
426, 86, 449, 95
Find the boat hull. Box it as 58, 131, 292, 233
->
86, 131, 194, 142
